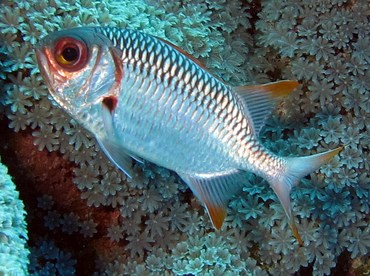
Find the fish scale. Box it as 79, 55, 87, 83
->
36, 26, 342, 243
97, 27, 252, 173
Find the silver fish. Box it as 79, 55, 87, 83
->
36, 26, 342, 244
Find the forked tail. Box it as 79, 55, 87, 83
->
269, 147, 343, 245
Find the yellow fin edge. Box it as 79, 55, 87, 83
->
247, 80, 300, 98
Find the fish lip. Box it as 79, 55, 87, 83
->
35, 47, 53, 91
35, 47, 70, 110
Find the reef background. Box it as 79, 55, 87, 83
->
0, 0, 369, 275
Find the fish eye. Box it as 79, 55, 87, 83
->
54, 37, 88, 71
62, 46, 78, 62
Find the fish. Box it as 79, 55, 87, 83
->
36, 26, 342, 244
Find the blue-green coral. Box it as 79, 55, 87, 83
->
0, 0, 369, 275
0, 159, 29, 275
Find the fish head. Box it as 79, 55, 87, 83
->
36, 27, 122, 127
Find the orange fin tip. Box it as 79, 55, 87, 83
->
205, 202, 227, 230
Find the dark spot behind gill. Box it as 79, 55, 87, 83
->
102, 96, 118, 113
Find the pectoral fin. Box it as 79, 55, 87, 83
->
97, 101, 133, 178
96, 138, 134, 178
99, 96, 134, 178
178, 170, 246, 229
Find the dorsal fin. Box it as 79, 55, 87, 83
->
156, 37, 206, 69
156, 37, 226, 83
234, 80, 299, 135
178, 170, 247, 229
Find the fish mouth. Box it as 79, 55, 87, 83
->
35, 47, 68, 95
35, 47, 74, 112
35, 47, 54, 92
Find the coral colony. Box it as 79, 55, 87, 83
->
0, 161, 29, 275
0, 0, 369, 275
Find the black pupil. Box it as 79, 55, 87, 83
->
62, 46, 79, 62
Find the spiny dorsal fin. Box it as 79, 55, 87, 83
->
234, 80, 299, 135
178, 170, 246, 229
156, 37, 206, 69
156, 37, 226, 83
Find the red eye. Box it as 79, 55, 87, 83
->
54, 37, 87, 71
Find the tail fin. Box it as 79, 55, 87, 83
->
269, 147, 343, 245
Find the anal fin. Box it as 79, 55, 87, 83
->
178, 170, 246, 229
